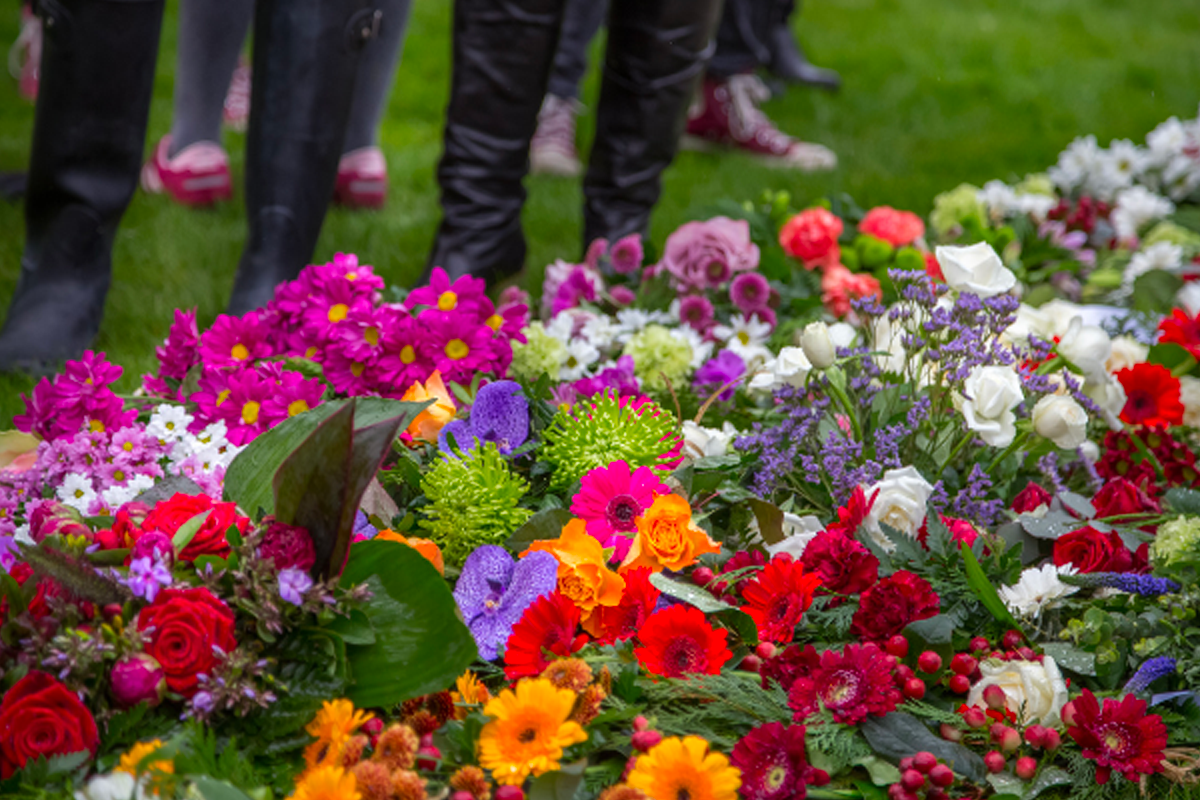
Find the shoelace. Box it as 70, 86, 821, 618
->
224, 63, 252, 117
725, 74, 792, 151
7, 13, 41, 82
532, 97, 579, 147
170, 143, 229, 172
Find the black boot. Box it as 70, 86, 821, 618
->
424, 0, 565, 285
226, 0, 380, 316
0, 0, 164, 373
582, 0, 722, 248
766, 0, 840, 90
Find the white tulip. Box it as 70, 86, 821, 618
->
800, 322, 837, 369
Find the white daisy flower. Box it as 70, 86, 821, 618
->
147, 404, 194, 443
57, 473, 97, 513
1118, 240, 1184, 298
999, 563, 1080, 619
560, 340, 601, 381
712, 314, 772, 364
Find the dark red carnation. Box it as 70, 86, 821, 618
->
1053, 527, 1133, 573
787, 643, 901, 725
1011, 482, 1052, 514
587, 566, 661, 645
1116, 363, 1184, 428
849, 570, 939, 642
503, 592, 587, 679
800, 530, 878, 597
1158, 308, 1200, 360
258, 522, 316, 571
741, 555, 822, 644
0, 671, 98, 778
759, 644, 820, 693
1065, 689, 1167, 784
141, 493, 249, 562
731, 722, 828, 800
137, 586, 237, 697
635, 604, 731, 678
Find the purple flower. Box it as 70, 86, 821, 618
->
610, 234, 644, 274
131, 531, 174, 565
468, 381, 529, 454
452, 545, 559, 660
278, 567, 313, 606
693, 350, 746, 402
573, 355, 640, 398
1124, 657, 1177, 694
123, 554, 173, 602
729, 272, 771, 314
1066, 572, 1180, 596
661, 217, 760, 290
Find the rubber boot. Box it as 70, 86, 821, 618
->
582, 0, 722, 249
766, 0, 840, 91
0, 0, 164, 373
226, 0, 380, 316
424, 0, 566, 285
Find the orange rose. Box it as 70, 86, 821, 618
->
375, 529, 445, 575
621, 494, 719, 573
523, 519, 625, 623
401, 370, 457, 443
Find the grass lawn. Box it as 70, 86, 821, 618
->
0, 0, 1198, 424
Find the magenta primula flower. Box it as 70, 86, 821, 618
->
322, 349, 378, 397
376, 313, 434, 393
570, 460, 670, 562
299, 275, 374, 351
198, 311, 272, 369
406, 267, 492, 321
154, 309, 201, 380
260, 369, 325, 425
15, 351, 134, 441
419, 310, 498, 385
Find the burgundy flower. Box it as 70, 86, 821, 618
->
850, 570, 939, 642
800, 530, 879, 597
731, 722, 828, 800
787, 643, 901, 725
1065, 689, 1167, 784
258, 522, 317, 571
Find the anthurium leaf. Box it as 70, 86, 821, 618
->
961, 545, 1024, 636
339, 540, 476, 708
506, 508, 573, 551
747, 498, 785, 545
171, 510, 211, 555
528, 758, 587, 800
860, 713, 986, 782
649, 572, 734, 614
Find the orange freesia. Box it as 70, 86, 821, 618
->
401, 370, 456, 443
523, 519, 625, 625
376, 529, 445, 575
621, 494, 720, 573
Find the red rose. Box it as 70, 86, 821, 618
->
858, 206, 925, 247
800, 530, 879, 597
779, 207, 843, 269
1011, 482, 1052, 514
141, 493, 248, 562
0, 671, 98, 778
1053, 527, 1133, 573
137, 587, 237, 697
923, 251, 944, 282
1092, 478, 1160, 530
850, 570, 940, 642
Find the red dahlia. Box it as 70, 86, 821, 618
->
787, 643, 901, 725
1066, 689, 1167, 784
1158, 308, 1200, 359
741, 555, 822, 644
503, 592, 587, 679
849, 570, 940, 642
800, 530, 879, 597
1116, 363, 1184, 428
634, 604, 731, 678
585, 566, 661, 644
730, 722, 828, 800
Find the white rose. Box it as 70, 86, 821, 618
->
863, 466, 934, 551
681, 421, 738, 463
764, 513, 824, 560
960, 365, 1023, 447
1177, 282, 1200, 316
935, 242, 1016, 298
1106, 335, 1149, 374
748, 347, 812, 394
1084, 376, 1127, 430
800, 322, 837, 369
75, 772, 137, 800
1031, 394, 1089, 449
1003, 303, 1054, 346
1056, 317, 1112, 383
872, 315, 908, 375
828, 322, 858, 350
1180, 376, 1200, 428
966, 657, 1069, 726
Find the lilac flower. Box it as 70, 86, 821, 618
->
353, 510, 378, 539
278, 568, 313, 606
1124, 657, 1177, 694
452, 545, 558, 660
693, 350, 746, 402
123, 555, 173, 602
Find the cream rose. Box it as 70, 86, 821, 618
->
966, 657, 1069, 726
960, 365, 1023, 447
681, 421, 738, 463
1084, 376, 1127, 431
761, 513, 824, 560
1056, 317, 1112, 383
1031, 394, 1089, 449
1180, 376, 1200, 428
935, 242, 1016, 298
748, 347, 812, 393
1106, 335, 1149, 374
863, 466, 934, 551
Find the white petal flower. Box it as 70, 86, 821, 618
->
146, 404, 194, 443
559, 340, 600, 381
57, 473, 97, 513
999, 563, 1079, 619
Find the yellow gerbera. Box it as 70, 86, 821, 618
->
626, 736, 741, 800
115, 739, 174, 777
452, 670, 492, 719
478, 677, 588, 785
291, 765, 361, 800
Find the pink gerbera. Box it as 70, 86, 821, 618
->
198, 311, 272, 369
570, 460, 670, 562
405, 267, 492, 322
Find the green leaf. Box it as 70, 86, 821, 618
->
1026, 766, 1073, 798
248, 629, 350, 742
904, 615, 956, 667
0, 567, 26, 618
506, 508, 573, 551
1040, 642, 1097, 677
860, 713, 986, 782
191, 776, 256, 800
325, 608, 376, 645
340, 540, 476, 708
747, 498, 785, 545
961, 545, 1024, 636
855, 754, 902, 786
649, 572, 735, 614
1164, 487, 1200, 515
171, 510, 212, 555
528, 758, 588, 800
1132, 270, 1183, 314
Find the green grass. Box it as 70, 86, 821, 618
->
0, 0, 1198, 424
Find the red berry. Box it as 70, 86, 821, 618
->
692, 566, 715, 586
417, 745, 441, 771
899, 757, 914, 771
495, 788, 525, 800
740, 654, 762, 674
917, 651, 942, 674
1015, 756, 1038, 780
939, 723, 963, 742
362, 718, 384, 736
970, 636, 990, 653
901, 769, 926, 790
1001, 630, 1023, 649
992, 725, 1021, 753
755, 642, 777, 659
886, 785, 918, 800
982, 684, 1008, 711
1061, 701, 1077, 727
632, 730, 663, 752
927, 791, 950, 800
1024, 724, 1046, 748
928, 763, 955, 788
452, 793, 476, 800
912, 751, 938, 773
420, 732, 436, 748
1042, 729, 1062, 750
711, 580, 729, 594
903, 678, 926, 700
810, 768, 830, 787
885, 635, 909, 658
895, 664, 916, 683
961, 705, 988, 728
947, 674, 971, 694
950, 653, 977, 675
984, 751, 1007, 774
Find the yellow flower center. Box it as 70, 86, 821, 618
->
231, 343, 249, 361
306, 346, 318, 358
400, 345, 416, 364
122, 441, 134, 452
241, 401, 260, 425
737, 331, 751, 345
351, 362, 365, 377
88, 419, 106, 433
346, 271, 358, 281
287, 399, 310, 417
216, 389, 231, 406
112, 469, 126, 483
438, 291, 458, 311
766, 765, 788, 790
364, 326, 380, 346
445, 339, 469, 360
328, 303, 349, 323
486, 314, 503, 331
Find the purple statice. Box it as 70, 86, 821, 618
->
278, 568, 314, 606
122, 554, 173, 602
452, 546, 559, 660
872, 423, 907, 473
951, 463, 1003, 526
907, 395, 933, 428
819, 432, 877, 504
573, 355, 640, 398
693, 350, 746, 402
1038, 452, 1067, 494
736, 389, 829, 496
1124, 657, 1178, 694
1065, 572, 1181, 596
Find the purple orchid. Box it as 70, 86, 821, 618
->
438, 380, 530, 456
452, 545, 558, 660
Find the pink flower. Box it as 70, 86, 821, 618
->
15, 352, 134, 440
858, 206, 925, 247
729, 272, 771, 314
152, 308, 200, 382
584, 238, 609, 269
610, 234, 644, 274
418, 310, 498, 385
377, 313, 435, 393
779, 207, 843, 269
260, 369, 325, 425
552, 265, 600, 316
820, 264, 881, 318
570, 460, 670, 562
609, 285, 636, 306
190, 366, 272, 444
197, 311, 273, 369
661, 217, 760, 290
299, 275, 374, 351
405, 267, 492, 322
678, 294, 715, 332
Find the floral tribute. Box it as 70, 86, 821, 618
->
8, 109, 1200, 800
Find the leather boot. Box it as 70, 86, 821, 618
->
0, 0, 164, 373
582, 0, 722, 249
767, 0, 840, 91
226, 0, 380, 316
424, 0, 565, 285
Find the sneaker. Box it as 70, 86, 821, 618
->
8, 5, 41, 101
140, 135, 234, 206
530, 94, 583, 177
223, 56, 251, 132
334, 146, 387, 209
683, 74, 837, 171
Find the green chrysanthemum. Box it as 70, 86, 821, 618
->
421, 443, 533, 566
1152, 516, 1200, 569
541, 391, 683, 491
931, 183, 985, 236
623, 324, 693, 393
509, 322, 567, 383
1142, 221, 1200, 251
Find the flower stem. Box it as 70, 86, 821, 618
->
823, 369, 864, 442
986, 431, 1031, 477
940, 429, 975, 474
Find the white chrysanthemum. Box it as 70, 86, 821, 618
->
101, 483, 138, 510
1145, 117, 1187, 169
669, 325, 713, 369
1163, 153, 1200, 202
559, 339, 600, 381
612, 308, 672, 343
999, 563, 1080, 619
712, 314, 772, 364
543, 313, 576, 344
1111, 186, 1175, 241
147, 404, 194, 443
1049, 135, 1102, 194
580, 315, 620, 350
1119, 240, 1184, 298
13, 523, 32, 547
57, 473, 97, 513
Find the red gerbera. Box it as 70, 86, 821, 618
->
1116, 363, 1184, 428
634, 604, 731, 678
787, 643, 901, 725
586, 566, 661, 644
800, 530, 879, 597
1065, 689, 1168, 784
741, 555, 822, 644
503, 592, 588, 679
1158, 308, 1200, 360
824, 486, 877, 539
730, 722, 829, 800
849, 570, 940, 642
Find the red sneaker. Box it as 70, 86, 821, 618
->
140, 136, 234, 206
683, 74, 836, 171
223, 56, 251, 132
8, 5, 41, 101
334, 146, 387, 209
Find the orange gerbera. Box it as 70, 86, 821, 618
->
621, 494, 720, 573
401, 370, 457, 442
524, 519, 625, 622
375, 530, 445, 575
627, 736, 741, 800
292, 764, 361, 800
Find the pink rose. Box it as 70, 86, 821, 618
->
820, 265, 881, 318
859, 206, 925, 247
661, 217, 760, 290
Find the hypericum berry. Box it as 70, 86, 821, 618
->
1017, 646, 1037, 661
899, 757, 915, 771
939, 723, 963, 742
495, 788, 525, 800
362, 718, 384, 736
691, 566, 715, 587
1061, 700, 1077, 727
950, 653, 977, 675
991, 724, 1021, 753
886, 785, 917, 800
631, 730, 663, 752
885, 635, 909, 658
1015, 756, 1038, 780
984, 751, 1007, 774
1024, 724, 1046, 748
711, 580, 729, 595
927, 791, 950, 800
451, 792, 476, 800
740, 654, 762, 673
912, 751, 938, 773
1001, 630, 1023, 649
928, 763, 955, 788
417, 744, 441, 771
947, 674, 971, 694
982, 684, 1008, 711
961, 705, 988, 728
917, 651, 943, 674
633, 715, 650, 731
970, 636, 990, 653
1042, 729, 1062, 750
901, 769, 926, 790
903, 678, 926, 700
755, 642, 777, 659
895, 664, 916, 683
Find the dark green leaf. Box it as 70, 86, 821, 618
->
0, 567, 26, 618
249, 629, 350, 742
190, 776, 255, 800
1040, 643, 1096, 677
649, 572, 735, 614
506, 508, 573, 550
961, 545, 1024, 636
1165, 487, 1200, 515
171, 510, 211, 554
528, 758, 588, 800
860, 713, 986, 782
747, 498, 785, 545
1058, 491, 1096, 519
87, 548, 131, 566
325, 608, 376, 645
1132, 270, 1183, 314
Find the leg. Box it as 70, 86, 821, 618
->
426, 0, 566, 284
767, 0, 841, 90
0, 0, 164, 371
545, 0, 607, 102
581, 0, 722, 248
709, 0, 770, 80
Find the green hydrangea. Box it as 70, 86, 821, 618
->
1142, 221, 1200, 252
421, 443, 533, 566
1151, 516, 1200, 569
623, 324, 693, 393
541, 390, 683, 491
509, 322, 566, 383
931, 183, 985, 236
1015, 173, 1055, 196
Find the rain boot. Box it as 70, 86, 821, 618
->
0, 0, 164, 372
226, 0, 381, 316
